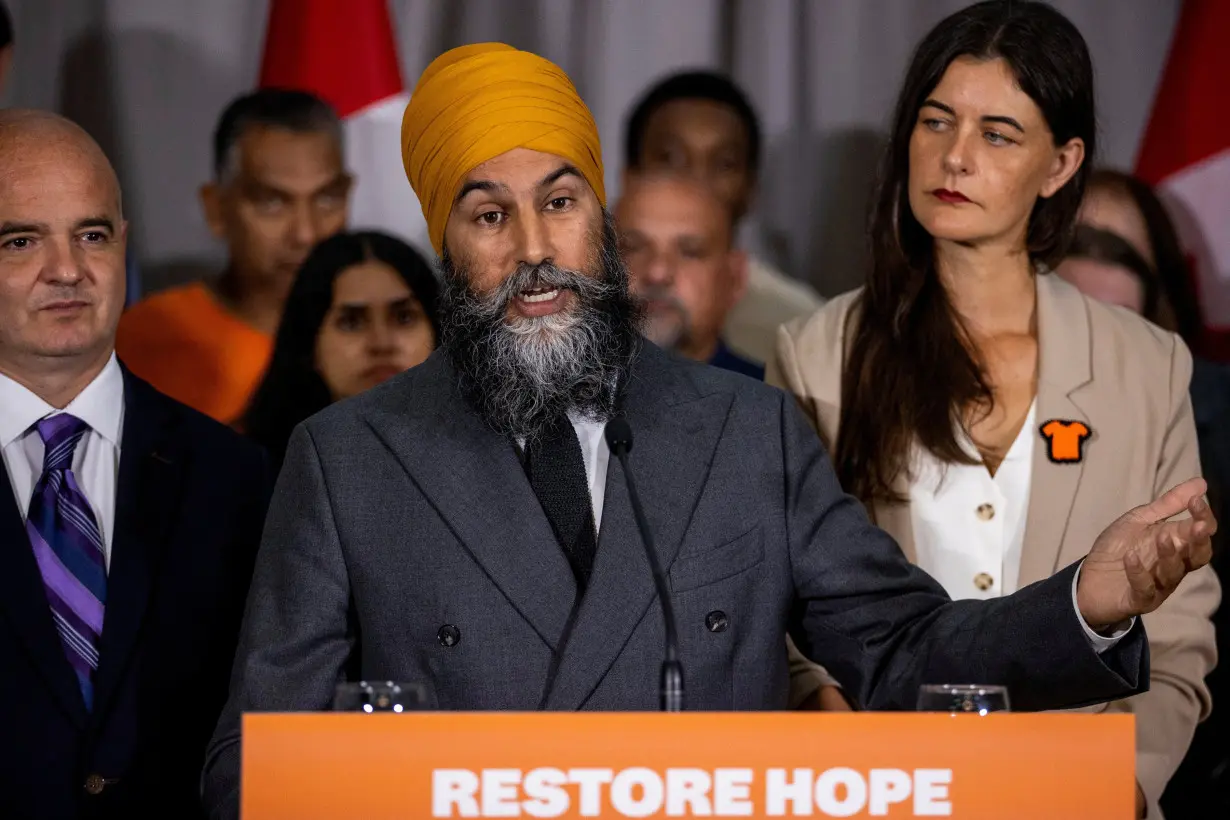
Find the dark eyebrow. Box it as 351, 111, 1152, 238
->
922, 99, 1025, 133
0, 221, 46, 239
982, 115, 1025, 133
75, 216, 116, 234
921, 99, 956, 117
455, 179, 510, 205
538, 164, 584, 189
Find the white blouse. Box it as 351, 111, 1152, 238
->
908, 401, 1036, 600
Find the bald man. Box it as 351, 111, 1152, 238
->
0, 111, 269, 818
615, 172, 762, 379
203, 45, 1215, 817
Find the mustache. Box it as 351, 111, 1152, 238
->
479, 261, 621, 317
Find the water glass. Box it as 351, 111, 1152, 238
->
916, 684, 1010, 714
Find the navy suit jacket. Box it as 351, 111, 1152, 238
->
0, 368, 270, 819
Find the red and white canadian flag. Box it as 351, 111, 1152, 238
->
258, 0, 431, 259
1136, 0, 1230, 360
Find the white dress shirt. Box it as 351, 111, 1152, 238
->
0, 354, 125, 571
908, 400, 1129, 650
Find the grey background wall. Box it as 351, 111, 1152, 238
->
0, 0, 1179, 297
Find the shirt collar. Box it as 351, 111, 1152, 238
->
0, 354, 124, 448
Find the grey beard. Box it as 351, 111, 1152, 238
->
437, 213, 642, 444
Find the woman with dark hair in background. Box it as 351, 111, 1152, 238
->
768, 3, 1219, 817
1059, 170, 1230, 819
243, 231, 440, 469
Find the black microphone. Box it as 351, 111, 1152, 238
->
604, 416, 684, 712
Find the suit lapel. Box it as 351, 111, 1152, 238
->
90, 371, 186, 723
1020, 275, 1093, 586
545, 346, 731, 710
0, 460, 90, 727
362, 354, 578, 653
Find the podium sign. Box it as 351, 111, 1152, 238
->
242, 712, 1133, 819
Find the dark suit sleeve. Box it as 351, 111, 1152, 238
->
201, 424, 356, 819
779, 391, 1149, 711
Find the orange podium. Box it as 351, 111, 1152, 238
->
242, 712, 1134, 819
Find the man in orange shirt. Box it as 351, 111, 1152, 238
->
117, 89, 353, 424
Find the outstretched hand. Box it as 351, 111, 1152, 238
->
1076, 478, 1216, 630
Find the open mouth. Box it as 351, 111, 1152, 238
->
517, 286, 561, 304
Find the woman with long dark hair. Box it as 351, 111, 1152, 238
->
243, 231, 440, 469
769, 3, 1219, 817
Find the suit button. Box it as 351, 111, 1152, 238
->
975, 503, 995, 521
437, 624, 461, 647
974, 572, 995, 591
705, 611, 729, 633
84, 774, 106, 795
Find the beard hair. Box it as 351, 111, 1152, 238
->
437, 211, 643, 443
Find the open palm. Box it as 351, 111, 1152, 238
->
1076, 478, 1217, 629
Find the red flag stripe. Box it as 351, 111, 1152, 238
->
259, 0, 404, 119
1136, 0, 1230, 185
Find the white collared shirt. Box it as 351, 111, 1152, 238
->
909, 402, 1037, 600
0, 354, 125, 570
908, 400, 1128, 650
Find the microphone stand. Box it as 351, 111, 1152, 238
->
605, 417, 684, 712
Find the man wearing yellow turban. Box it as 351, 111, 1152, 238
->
204, 45, 1212, 817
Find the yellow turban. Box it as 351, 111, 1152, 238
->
400, 43, 606, 256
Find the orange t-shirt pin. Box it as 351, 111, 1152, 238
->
1040, 419, 1091, 463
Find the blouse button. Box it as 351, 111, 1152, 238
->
974, 572, 995, 591
975, 503, 995, 521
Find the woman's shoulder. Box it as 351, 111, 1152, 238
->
1060, 275, 1187, 373
772, 287, 863, 407
779, 287, 863, 359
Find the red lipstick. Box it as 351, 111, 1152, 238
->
932, 189, 971, 204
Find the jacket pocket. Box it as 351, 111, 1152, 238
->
668, 526, 764, 593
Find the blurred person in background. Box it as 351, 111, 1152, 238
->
243, 230, 439, 471
0, 110, 269, 819
1057, 171, 1230, 819
623, 71, 823, 366
116, 89, 352, 425
767, 3, 1219, 818
614, 171, 761, 378
1072, 169, 1230, 506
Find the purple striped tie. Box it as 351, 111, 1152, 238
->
25, 413, 106, 710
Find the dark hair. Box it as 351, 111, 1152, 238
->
1065, 224, 1160, 318
0, 2, 12, 51
212, 88, 340, 180
837, 0, 1095, 504
243, 231, 440, 466
623, 70, 762, 172
1086, 168, 1202, 342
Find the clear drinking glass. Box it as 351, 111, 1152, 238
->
332, 681, 429, 713
916, 684, 1011, 714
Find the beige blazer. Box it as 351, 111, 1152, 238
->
769, 273, 1220, 814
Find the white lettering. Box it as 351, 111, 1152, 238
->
913, 769, 953, 816
568, 768, 614, 817
665, 768, 713, 816
814, 768, 867, 818
765, 768, 813, 816
868, 769, 911, 816
522, 767, 569, 818
432, 769, 480, 818
713, 768, 753, 816
481, 769, 521, 817
610, 767, 665, 817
